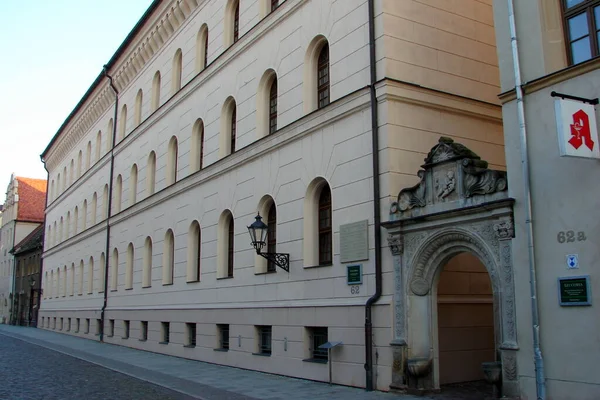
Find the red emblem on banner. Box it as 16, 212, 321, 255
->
568, 109, 595, 151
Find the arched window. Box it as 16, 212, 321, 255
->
99, 252, 106, 293
130, 164, 138, 206
224, 0, 240, 47
220, 98, 237, 157
70, 263, 75, 296
303, 179, 333, 267
257, 70, 277, 138
103, 184, 109, 219
303, 36, 330, 113
88, 257, 94, 294
66, 212, 71, 239
57, 174, 61, 195
126, 243, 134, 290
53, 221, 57, 245
172, 49, 182, 94
91, 192, 97, 225
196, 24, 209, 73
218, 210, 235, 278
167, 137, 178, 185
191, 119, 204, 172
152, 71, 161, 112
260, 0, 279, 17
143, 237, 153, 287
56, 268, 60, 297
96, 131, 102, 161
111, 248, 119, 291
69, 159, 75, 185
119, 105, 127, 141
82, 200, 87, 230
106, 119, 113, 153
115, 175, 123, 213
134, 89, 143, 126
147, 151, 156, 195
63, 265, 67, 297
78, 260, 84, 295
163, 229, 175, 285
86, 141, 92, 169
317, 45, 330, 109
77, 150, 82, 178
271, 0, 279, 12
73, 206, 79, 235
62, 166, 67, 191
47, 225, 52, 249
269, 78, 277, 134
50, 180, 55, 202
187, 221, 201, 282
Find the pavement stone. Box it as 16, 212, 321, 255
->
0, 325, 431, 400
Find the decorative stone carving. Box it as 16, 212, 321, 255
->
424, 136, 480, 165
396, 170, 426, 212
435, 170, 456, 200
462, 158, 507, 198
502, 352, 518, 381
387, 234, 403, 255
494, 220, 515, 239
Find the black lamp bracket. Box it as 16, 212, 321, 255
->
256, 249, 290, 272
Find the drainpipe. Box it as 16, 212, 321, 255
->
506, 1, 546, 399
100, 65, 118, 342
40, 159, 51, 327
364, 0, 382, 391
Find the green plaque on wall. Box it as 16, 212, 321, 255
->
558, 275, 591, 306
347, 264, 362, 285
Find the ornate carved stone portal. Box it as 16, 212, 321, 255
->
383, 137, 519, 398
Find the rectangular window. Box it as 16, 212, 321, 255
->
308, 327, 328, 361
123, 320, 130, 339
563, 0, 600, 64
85, 318, 90, 334
186, 323, 197, 347
75, 318, 80, 333
257, 326, 272, 355
108, 319, 115, 337
60, 318, 64, 331
141, 321, 148, 341
161, 322, 170, 344
53, 317, 57, 330
67, 318, 71, 332
218, 324, 230, 350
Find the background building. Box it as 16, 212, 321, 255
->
0, 175, 46, 323
39, 0, 505, 394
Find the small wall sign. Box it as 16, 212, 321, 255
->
347, 264, 363, 285
566, 254, 579, 269
558, 275, 591, 306
340, 220, 369, 263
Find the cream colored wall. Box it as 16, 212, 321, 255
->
436, 253, 494, 385
380, 0, 500, 105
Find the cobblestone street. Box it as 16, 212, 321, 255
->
0, 334, 195, 400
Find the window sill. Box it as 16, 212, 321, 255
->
110, 289, 117, 292
87, 292, 93, 295
162, 283, 173, 286
142, 285, 151, 289
303, 358, 328, 364
254, 270, 277, 276
252, 352, 271, 357
214, 348, 229, 352
139, 339, 147, 342
159, 341, 169, 345
183, 344, 196, 348
186, 279, 200, 283
216, 276, 234, 280
77, 293, 83, 296
122, 336, 129, 340
125, 287, 133, 291
303, 263, 332, 269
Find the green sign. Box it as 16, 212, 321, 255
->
558, 276, 591, 306
347, 264, 362, 285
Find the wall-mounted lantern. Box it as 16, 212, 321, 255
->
247, 213, 289, 272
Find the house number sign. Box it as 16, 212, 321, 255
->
556, 230, 587, 243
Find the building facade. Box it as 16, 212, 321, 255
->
492, 0, 600, 399
0, 175, 47, 323
12, 225, 44, 326
39, 0, 505, 393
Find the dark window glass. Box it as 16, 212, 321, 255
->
204, 30, 209, 68
267, 204, 277, 272
318, 186, 332, 265
187, 323, 196, 347
141, 321, 148, 341
563, 0, 600, 64
233, 2, 240, 43
271, 0, 279, 12
259, 326, 272, 355
196, 224, 202, 280
269, 79, 278, 135
317, 44, 330, 109
124, 320, 130, 339
162, 322, 170, 343
219, 324, 230, 349
199, 126, 204, 169
230, 105, 237, 154
228, 216, 234, 277
109, 319, 114, 337
311, 327, 328, 361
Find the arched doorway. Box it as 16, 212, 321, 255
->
434, 253, 495, 397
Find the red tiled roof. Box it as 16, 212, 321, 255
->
16, 177, 47, 223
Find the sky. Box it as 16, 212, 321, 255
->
0, 0, 154, 196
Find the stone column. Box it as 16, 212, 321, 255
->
388, 234, 407, 391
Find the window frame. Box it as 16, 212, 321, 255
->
267, 204, 277, 272
233, 1, 240, 43
271, 0, 279, 12
562, 0, 600, 64
228, 216, 234, 277
318, 186, 332, 266
140, 321, 148, 341
309, 327, 328, 361
269, 79, 278, 135
230, 105, 237, 154
161, 322, 170, 344
317, 44, 330, 109
258, 325, 272, 355
218, 324, 230, 350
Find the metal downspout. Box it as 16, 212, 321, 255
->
506, 1, 546, 398
100, 65, 119, 343
365, 0, 382, 391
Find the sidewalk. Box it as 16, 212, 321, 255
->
0, 325, 428, 400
